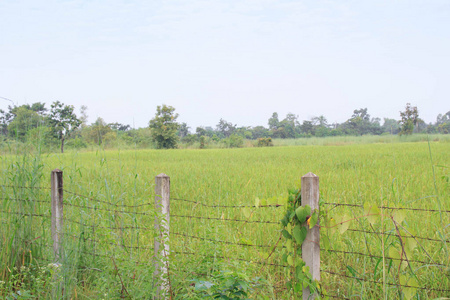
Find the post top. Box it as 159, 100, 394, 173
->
52, 169, 63, 173
302, 172, 318, 178
156, 173, 169, 178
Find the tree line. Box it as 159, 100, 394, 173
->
0, 101, 449, 151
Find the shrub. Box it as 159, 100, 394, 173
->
256, 137, 273, 147
222, 134, 243, 148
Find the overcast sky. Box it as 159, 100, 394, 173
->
1, 0, 449, 129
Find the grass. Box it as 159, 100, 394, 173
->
0, 138, 449, 298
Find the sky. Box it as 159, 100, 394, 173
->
1, 0, 449, 129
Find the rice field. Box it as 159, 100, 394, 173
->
1, 140, 449, 299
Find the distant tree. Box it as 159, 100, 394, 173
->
109, 122, 131, 131
340, 108, 382, 135
79, 105, 89, 127
196, 126, 206, 138
382, 118, 400, 134
48, 101, 81, 153
1, 103, 47, 138
0, 109, 12, 136
235, 126, 252, 139
268, 112, 280, 130
178, 122, 190, 138
29, 102, 47, 115
300, 120, 314, 136
149, 105, 179, 149
311, 115, 328, 127
435, 111, 450, 134
399, 103, 419, 135
280, 113, 299, 138
7, 106, 43, 141
216, 119, 236, 138
312, 115, 330, 137
251, 126, 269, 139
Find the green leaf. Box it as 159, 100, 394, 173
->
392, 209, 406, 224
296, 266, 304, 280
309, 209, 319, 229
293, 224, 307, 245
260, 198, 267, 206
282, 229, 292, 240
400, 275, 418, 300
364, 202, 381, 225
242, 207, 251, 218
286, 239, 293, 252
254, 197, 260, 208
287, 255, 294, 266
338, 214, 350, 234
302, 266, 312, 280
295, 205, 311, 223
346, 266, 361, 283
329, 217, 337, 235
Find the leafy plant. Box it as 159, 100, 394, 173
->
181, 269, 267, 299
280, 188, 321, 297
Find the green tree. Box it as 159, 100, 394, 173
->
382, 118, 400, 134
84, 117, 112, 145
48, 101, 81, 153
178, 122, 190, 138
399, 103, 419, 135
268, 112, 280, 130
7, 106, 43, 141
149, 105, 179, 149
300, 120, 314, 136
435, 111, 450, 134
251, 126, 269, 139
216, 119, 236, 138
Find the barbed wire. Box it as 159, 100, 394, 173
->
0, 209, 49, 218
172, 214, 279, 224
0, 196, 50, 204
63, 217, 151, 231
171, 231, 273, 248
64, 189, 153, 209
322, 269, 450, 293
325, 249, 447, 267
67, 233, 154, 251
323, 202, 450, 213
63, 201, 153, 216
173, 251, 287, 267
33, 239, 151, 266
343, 228, 449, 243
171, 197, 283, 208
0, 185, 50, 190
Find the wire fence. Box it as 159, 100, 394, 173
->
320, 200, 450, 298
1, 176, 449, 299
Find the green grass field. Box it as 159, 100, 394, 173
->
1, 140, 449, 299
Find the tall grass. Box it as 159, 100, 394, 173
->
1, 137, 449, 298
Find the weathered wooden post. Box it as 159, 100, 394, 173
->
51, 169, 63, 263
301, 172, 320, 300
154, 173, 170, 299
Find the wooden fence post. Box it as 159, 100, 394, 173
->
301, 172, 320, 300
51, 169, 63, 264
154, 173, 170, 299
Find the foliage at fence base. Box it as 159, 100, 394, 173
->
280, 188, 322, 298
177, 269, 269, 299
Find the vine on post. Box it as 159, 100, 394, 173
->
280, 188, 322, 298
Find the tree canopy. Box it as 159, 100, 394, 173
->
149, 105, 179, 149
48, 101, 81, 153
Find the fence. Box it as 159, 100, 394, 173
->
1, 169, 449, 299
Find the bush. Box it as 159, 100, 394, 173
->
222, 134, 243, 148
256, 137, 273, 147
